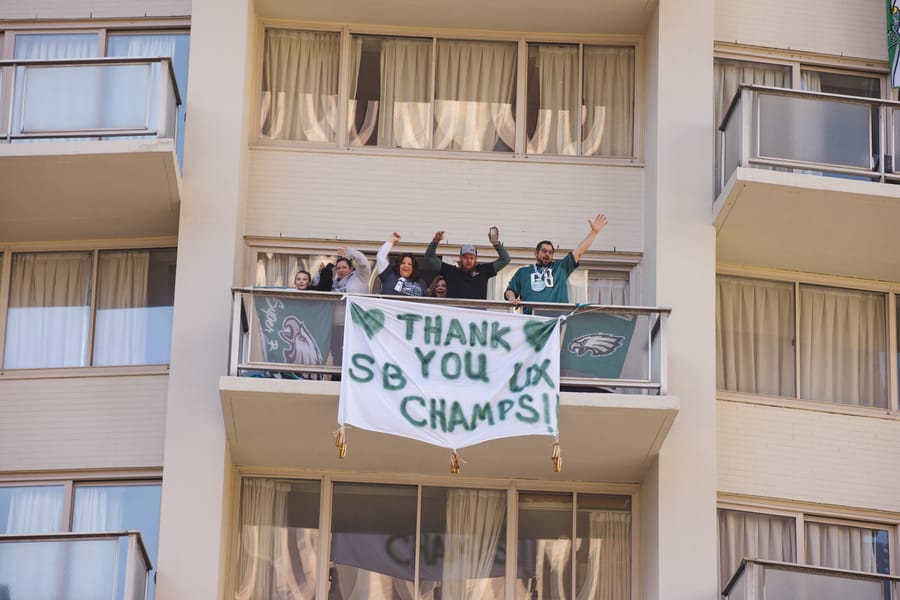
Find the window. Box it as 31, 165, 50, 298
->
0, 480, 162, 600
716, 275, 890, 408
3, 247, 176, 369
259, 28, 637, 158
718, 507, 894, 591
234, 477, 633, 599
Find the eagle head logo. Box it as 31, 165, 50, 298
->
568, 332, 625, 357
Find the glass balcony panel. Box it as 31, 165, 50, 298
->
892, 108, 900, 171
124, 535, 150, 600
17, 64, 151, 134
721, 93, 743, 190
757, 93, 872, 168
0, 538, 117, 600
764, 568, 884, 600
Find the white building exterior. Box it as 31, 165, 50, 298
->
0, 0, 895, 598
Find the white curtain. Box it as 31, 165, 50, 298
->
236, 479, 317, 600
716, 276, 795, 397
805, 522, 884, 573
714, 58, 790, 128
0, 486, 65, 600
255, 252, 333, 287
107, 34, 181, 134
528, 45, 579, 156
718, 509, 796, 592
441, 489, 506, 600
576, 511, 630, 600
378, 39, 432, 149
5, 251, 92, 369
260, 29, 340, 142
582, 46, 634, 157
799, 285, 887, 407
434, 40, 516, 152
92, 250, 152, 366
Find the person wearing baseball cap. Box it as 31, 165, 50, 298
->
424, 227, 510, 299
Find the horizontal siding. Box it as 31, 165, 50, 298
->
715, 0, 887, 62
0, 0, 189, 20
0, 375, 167, 472
718, 399, 900, 512
247, 150, 643, 254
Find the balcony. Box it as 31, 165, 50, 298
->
219, 288, 678, 481
714, 85, 900, 282
723, 559, 900, 600
0, 531, 152, 600
0, 57, 182, 243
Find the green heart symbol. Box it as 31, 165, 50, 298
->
350, 304, 385, 339
524, 320, 556, 352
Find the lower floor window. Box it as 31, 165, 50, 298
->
235, 477, 633, 599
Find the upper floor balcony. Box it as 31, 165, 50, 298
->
0, 57, 183, 243
714, 85, 900, 283
219, 288, 677, 482
723, 559, 900, 600
0, 530, 153, 600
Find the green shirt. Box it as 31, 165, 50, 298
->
506, 253, 577, 311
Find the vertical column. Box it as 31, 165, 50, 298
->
642, 0, 718, 598
154, 0, 253, 597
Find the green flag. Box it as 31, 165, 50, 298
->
254, 293, 334, 368
560, 312, 636, 379
889, 1, 900, 87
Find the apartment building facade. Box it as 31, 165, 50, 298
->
0, 0, 894, 598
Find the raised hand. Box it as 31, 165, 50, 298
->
433, 231, 445, 243
391, 232, 401, 243
588, 213, 608, 234
488, 226, 500, 245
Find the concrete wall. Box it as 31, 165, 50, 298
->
0, 375, 166, 471
246, 150, 643, 253
718, 399, 900, 513
715, 0, 887, 62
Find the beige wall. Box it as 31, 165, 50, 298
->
0, 375, 166, 471
0, 0, 188, 20
718, 399, 900, 512
247, 150, 643, 253
715, 0, 887, 62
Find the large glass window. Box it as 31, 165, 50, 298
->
260, 28, 636, 158
716, 275, 889, 408
3, 247, 177, 369
805, 521, 890, 575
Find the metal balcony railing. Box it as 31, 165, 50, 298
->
716, 84, 900, 197
0, 530, 153, 600
0, 56, 181, 143
723, 559, 900, 600
229, 288, 671, 393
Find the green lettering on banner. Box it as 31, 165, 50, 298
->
397, 313, 423, 341
441, 352, 462, 380
463, 351, 489, 383
414, 347, 436, 378
490, 321, 511, 351
508, 359, 555, 392
516, 394, 540, 423
424, 316, 443, 345
470, 403, 495, 429
498, 399, 515, 421
430, 398, 447, 432
542, 392, 551, 425
448, 401, 471, 432
401, 396, 427, 427
349, 354, 375, 382
444, 318, 467, 346
469, 321, 488, 347
383, 363, 407, 391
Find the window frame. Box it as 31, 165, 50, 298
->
228, 469, 640, 600
0, 237, 177, 377
716, 264, 900, 412
253, 21, 643, 164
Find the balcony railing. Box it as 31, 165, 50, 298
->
0, 56, 181, 143
723, 559, 900, 600
229, 288, 671, 393
716, 84, 900, 197
0, 530, 152, 600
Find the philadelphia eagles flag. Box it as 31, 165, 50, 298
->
560, 311, 636, 379
254, 293, 334, 374
890, 1, 900, 87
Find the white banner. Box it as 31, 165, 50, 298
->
338, 296, 561, 450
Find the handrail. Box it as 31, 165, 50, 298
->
0, 529, 153, 572
722, 558, 900, 597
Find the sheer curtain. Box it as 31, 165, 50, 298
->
716, 276, 795, 397
441, 489, 506, 600
378, 39, 432, 149
582, 46, 634, 157
714, 58, 790, 128
576, 511, 630, 600
528, 45, 579, 156
433, 40, 516, 152
805, 522, 887, 573
0, 486, 65, 600
93, 250, 151, 365
799, 285, 887, 407
5, 251, 93, 368
256, 252, 333, 287
260, 30, 340, 142
718, 509, 797, 592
